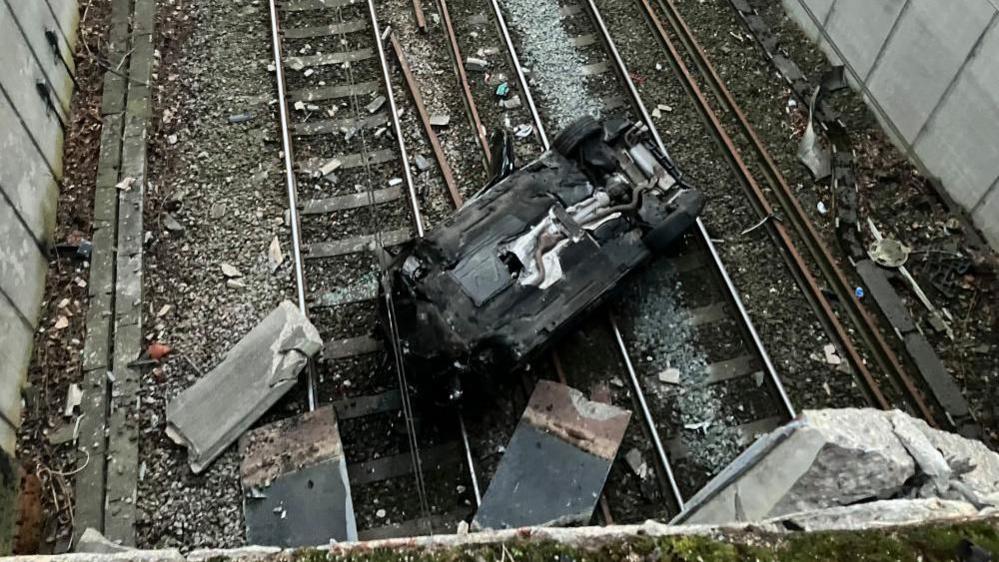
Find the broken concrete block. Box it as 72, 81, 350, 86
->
166, 301, 322, 473
240, 405, 357, 545
676, 408, 999, 526
472, 381, 630, 530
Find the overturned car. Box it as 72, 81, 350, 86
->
381, 117, 704, 405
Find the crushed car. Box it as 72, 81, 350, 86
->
380, 116, 705, 405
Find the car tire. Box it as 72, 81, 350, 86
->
554, 116, 603, 156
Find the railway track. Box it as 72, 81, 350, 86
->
268, 0, 479, 539
481, 0, 796, 519
628, 0, 950, 427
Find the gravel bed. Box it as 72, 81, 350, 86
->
137, 0, 291, 549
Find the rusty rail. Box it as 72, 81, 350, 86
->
436, 0, 492, 166
637, 0, 936, 422
389, 31, 463, 207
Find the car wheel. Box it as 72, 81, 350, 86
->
553, 116, 603, 156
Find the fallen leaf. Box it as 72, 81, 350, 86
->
148, 342, 173, 360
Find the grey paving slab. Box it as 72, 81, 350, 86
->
240, 406, 357, 546
473, 381, 630, 530
867, 0, 995, 141
166, 302, 323, 474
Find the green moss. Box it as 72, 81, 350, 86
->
290, 519, 999, 562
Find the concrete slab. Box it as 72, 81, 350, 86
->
240, 406, 357, 546
165, 301, 323, 474
867, 0, 995, 141
823, 0, 906, 80
473, 381, 630, 530
913, 18, 999, 210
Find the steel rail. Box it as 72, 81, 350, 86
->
642, 0, 935, 423
485, 0, 685, 511
368, 0, 425, 238
581, 0, 796, 423
484, 0, 548, 148
267, 0, 316, 410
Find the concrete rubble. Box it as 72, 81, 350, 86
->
165, 301, 323, 473
677, 408, 999, 527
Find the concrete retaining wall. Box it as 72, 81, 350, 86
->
782, 0, 999, 250
0, 0, 78, 456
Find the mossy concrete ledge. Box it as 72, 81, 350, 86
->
6, 516, 999, 561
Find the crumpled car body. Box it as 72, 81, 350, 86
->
380, 117, 704, 405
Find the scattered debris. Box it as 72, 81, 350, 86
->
868, 238, 911, 268
268, 236, 284, 272
499, 94, 522, 109
165, 301, 323, 473
465, 56, 488, 71
816, 201, 828, 215
365, 95, 386, 114
319, 158, 342, 178
513, 123, 533, 138
210, 202, 226, 219
228, 112, 255, 124
658, 367, 681, 385
47, 420, 79, 446
63, 383, 82, 417
429, 114, 450, 127
227, 279, 247, 290
822, 344, 842, 365
473, 381, 631, 530
413, 153, 432, 172
495, 82, 510, 97
624, 448, 650, 480
53, 316, 70, 330
220, 263, 242, 278
74, 528, 135, 555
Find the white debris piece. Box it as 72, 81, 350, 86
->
64, 383, 83, 417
